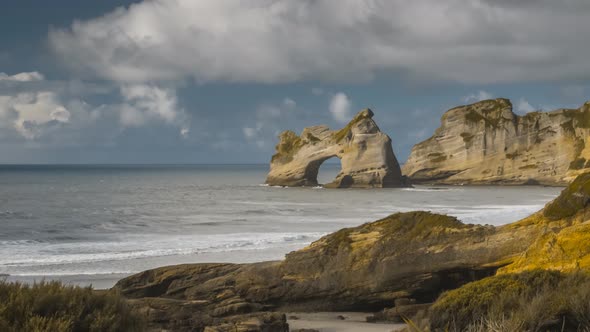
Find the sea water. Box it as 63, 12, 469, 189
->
0, 164, 562, 288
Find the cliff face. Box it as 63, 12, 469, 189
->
403, 99, 590, 185
266, 109, 406, 188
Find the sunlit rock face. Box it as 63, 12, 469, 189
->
403, 99, 590, 185
265, 109, 406, 188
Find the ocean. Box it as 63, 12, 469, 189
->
0, 164, 562, 288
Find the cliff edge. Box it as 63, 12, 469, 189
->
403, 99, 590, 185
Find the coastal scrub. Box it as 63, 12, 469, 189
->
0, 281, 144, 332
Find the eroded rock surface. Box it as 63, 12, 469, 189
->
115, 172, 590, 331
403, 99, 590, 185
265, 109, 406, 188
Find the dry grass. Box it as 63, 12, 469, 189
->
405, 270, 590, 332
0, 280, 144, 332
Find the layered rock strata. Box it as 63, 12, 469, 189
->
403, 99, 590, 185
265, 109, 406, 188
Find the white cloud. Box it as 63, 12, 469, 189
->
0, 72, 44, 82
0, 72, 190, 143
516, 97, 536, 114
119, 84, 183, 127
462, 90, 494, 103
180, 126, 190, 139
49, 0, 590, 84
0, 91, 70, 140
329, 92, 352, 123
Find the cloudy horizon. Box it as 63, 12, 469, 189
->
1, 0, 589, 164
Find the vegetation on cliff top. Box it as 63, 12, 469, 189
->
317, 211, 470, 254
543, 171, 590, 220
271, 130, 303, 163
332, 108, 374, 142
564, 107, 590, 129
423, 270, 590, 332
0, 280, 144, 332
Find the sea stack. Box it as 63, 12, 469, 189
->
265, 109, 406, 188
403, 99, 590, 185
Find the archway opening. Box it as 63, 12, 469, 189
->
316, 157, 342, 186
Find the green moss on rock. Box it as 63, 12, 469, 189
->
271, 130, 303, 164
332, 108, 373, 142
543, 172, 590, 220
374, 211, 467, 240
564, 108, 590, 129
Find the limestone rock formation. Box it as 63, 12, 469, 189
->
403, 99, 590, 185
115, 171, 590, 331
265, 109, 406, 188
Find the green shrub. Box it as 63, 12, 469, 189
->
426, 270, 590, 332
0, 280, 144, 332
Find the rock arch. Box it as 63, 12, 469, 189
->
265, 109, 407, 188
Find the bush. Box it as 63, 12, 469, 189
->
424, 270, 590, 332
0, 280, 144, 332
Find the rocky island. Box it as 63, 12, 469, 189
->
265, 109, 407, 188
403, 99, 590, 185
114, 171, 590, 331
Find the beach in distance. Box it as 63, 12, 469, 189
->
0, 164, 562, 289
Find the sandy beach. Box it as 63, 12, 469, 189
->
287, 312, 405, 332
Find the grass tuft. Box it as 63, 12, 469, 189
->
0, 280, 144, 332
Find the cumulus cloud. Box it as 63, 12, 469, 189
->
0, 72, 189, 142
0, 72, 44, 82
119, 84, 184, 127
516, 97, 536, 114
462, 90, 494, 103
329, 92, 352, 123
0, 91, 71, 140
48, 0, 590, 84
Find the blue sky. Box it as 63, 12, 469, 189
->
1, 0, 589, 164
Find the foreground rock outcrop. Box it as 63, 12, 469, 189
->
265, 109, 406, 188
403, 99, 590, 185
115, 172, 590, 331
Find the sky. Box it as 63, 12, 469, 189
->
1, 0, 590, 164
